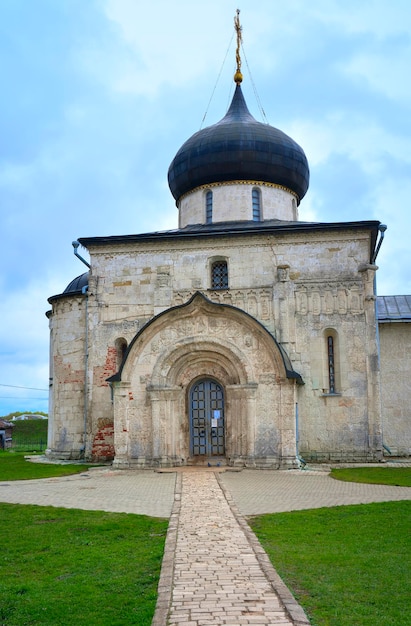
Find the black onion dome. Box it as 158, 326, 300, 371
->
48, 272, 89, 304
63, 272, 89, 295
168, 85, 309, 204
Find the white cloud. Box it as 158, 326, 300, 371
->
308, 0, 411, 38
78, 0, 233, 96
340, 45, 411, 102
290, 113, 411, 178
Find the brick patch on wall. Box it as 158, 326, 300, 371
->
92, 421, 114, 461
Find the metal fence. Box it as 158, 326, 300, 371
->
11, 438, 47, 452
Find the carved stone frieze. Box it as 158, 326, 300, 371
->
295, 281, 364, 315
173, 288, 273, 320
103, 319, 141, 333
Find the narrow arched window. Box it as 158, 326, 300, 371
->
252, 188, 261, 221
292, 198, 298, 220
211, 260, 228, 290
206, 190, 213, 224
327, 335, 336, 393
115, 338, 128, 371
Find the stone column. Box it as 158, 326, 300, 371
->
361, 265, 383, 460
279, 382, 299, 468
147, 386, 184, 467
112, 381, 131, 468
226, 383, 257, 466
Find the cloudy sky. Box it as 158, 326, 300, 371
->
1, 0, 410, 416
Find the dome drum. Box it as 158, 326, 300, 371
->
178, 182, 298, 228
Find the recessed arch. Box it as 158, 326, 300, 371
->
151, 339, 248, 387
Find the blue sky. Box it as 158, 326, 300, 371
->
1, 0, 410, 415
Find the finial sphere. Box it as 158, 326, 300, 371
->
234, 70, 243, 84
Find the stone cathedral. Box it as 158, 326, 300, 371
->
46, 22, 410, 468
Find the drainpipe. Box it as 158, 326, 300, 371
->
295, 402, 307, 469
370, 224, 387, 459
72, 240, 91, 268
72, 241, 91, 459
81, 284, 89, 459
371, 224, 387, 265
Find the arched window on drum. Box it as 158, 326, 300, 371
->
205, 190, 213, 224
252, 187, 261, 221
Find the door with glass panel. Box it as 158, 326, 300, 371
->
190, 379, 225, 456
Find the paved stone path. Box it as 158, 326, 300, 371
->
0, 467, 175, 517
219, 468, 411, 515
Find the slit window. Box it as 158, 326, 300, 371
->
211, 261, 228, 290
252, 188, 261, 221
327, 335, 336, 393
206, 190, 213, 224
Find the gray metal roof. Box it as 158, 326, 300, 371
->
48, 272, 89, 304
377, 295, 411, 322
78, 219, 381, 255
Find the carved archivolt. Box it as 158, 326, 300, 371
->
152, 342, 246, 387
119, 293, 288, 389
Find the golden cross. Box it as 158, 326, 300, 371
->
234, 9, 243, 84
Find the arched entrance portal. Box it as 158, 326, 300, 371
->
110, 292, 302, 469
190, 379, 225, 457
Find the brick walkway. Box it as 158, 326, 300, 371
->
153, 470, 309, 626
152, 466, 411, 626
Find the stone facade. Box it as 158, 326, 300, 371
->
379, 322, 411, 456
46, 220, 392, 467
47, 296, 87, 458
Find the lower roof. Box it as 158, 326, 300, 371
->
377, 295, 411, 322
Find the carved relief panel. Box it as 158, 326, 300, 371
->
295, 281, 364, 316
173, 288, 273, 321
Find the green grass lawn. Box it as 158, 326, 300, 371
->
250, 467, 411, 625
250, 500, 411, 626
331, 465, 411, 486
0, 451, 94, 480
0, 503, 167, 626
